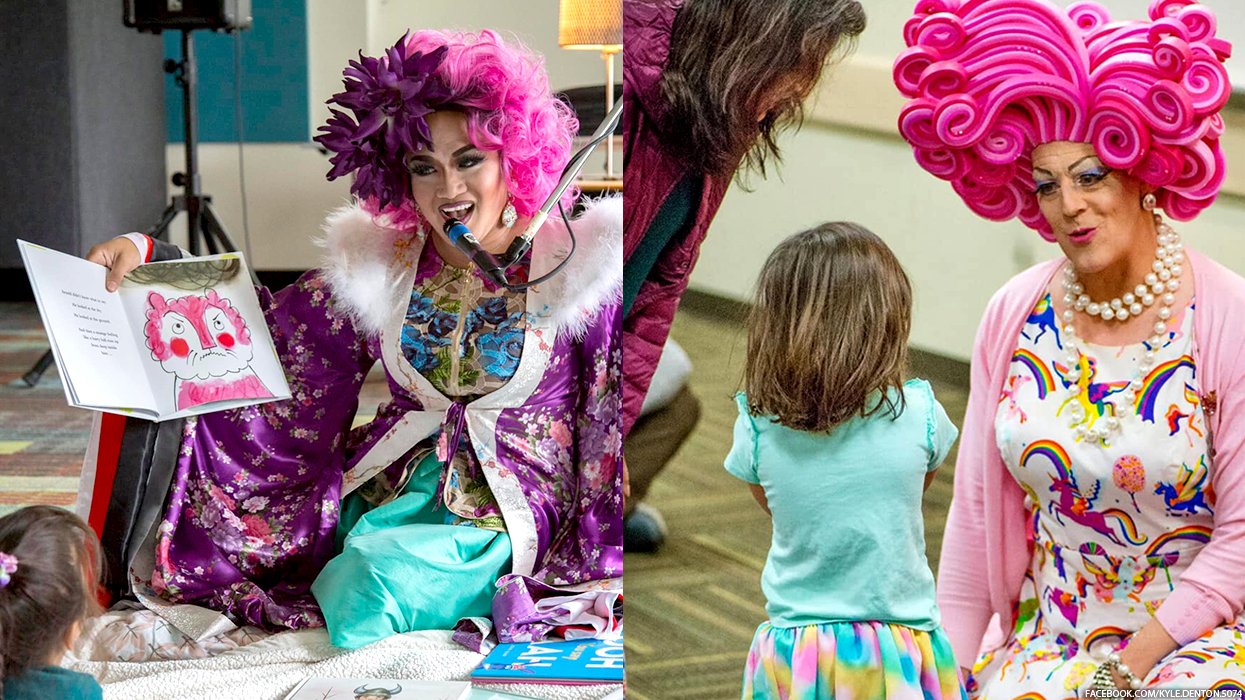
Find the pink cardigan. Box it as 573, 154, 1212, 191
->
937, 248, 1245, 667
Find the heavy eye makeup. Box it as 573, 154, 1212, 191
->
1031, 164, 1112, 197
1071, 165, 1112, 189
406, 150, 487, 177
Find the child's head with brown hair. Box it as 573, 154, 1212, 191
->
0, 506, 102, 681
744, 222, 912, 432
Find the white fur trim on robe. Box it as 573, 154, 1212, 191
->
318, 194, 622, 339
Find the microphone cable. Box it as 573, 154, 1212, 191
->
442, 198, 577, 292
496, 98, 623, 269
446, 96, 622, 291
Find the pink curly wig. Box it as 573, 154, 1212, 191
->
362, 29, 579, 231
894, 0, 1232, 240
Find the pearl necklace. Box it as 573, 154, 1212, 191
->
1060, 222, 1185, 323
1056, 221, 1184, 445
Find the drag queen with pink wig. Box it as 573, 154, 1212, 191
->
896, 0, 1245, 695
86, 29, 622, 652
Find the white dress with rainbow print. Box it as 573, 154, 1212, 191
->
971, 295, 1245, 698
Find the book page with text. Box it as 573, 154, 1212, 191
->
18, 241, 155, 413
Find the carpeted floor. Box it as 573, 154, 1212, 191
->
0, 302, 94, 515
623, 298, 969, 700
3, 296, 971, 700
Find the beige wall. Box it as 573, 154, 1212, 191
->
687, 0, 1245, 363
163, 0, 618, 270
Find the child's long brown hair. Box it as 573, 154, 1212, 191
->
744, 222, 912, 432
0, 506, 102, 685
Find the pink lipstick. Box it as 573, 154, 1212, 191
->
1067, 226, 1096, 244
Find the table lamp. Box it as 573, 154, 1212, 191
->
558, 0, 622, 179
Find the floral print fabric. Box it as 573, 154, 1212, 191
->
147, 272, 371, 631
382, 244, 526, 528
136, 221, 623, 647
401, 244, 527, 398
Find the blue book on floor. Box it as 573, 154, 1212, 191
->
470, 638, 624, 685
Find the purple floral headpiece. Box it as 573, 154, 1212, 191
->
0, 552, 18, 589
314, 33, 452, 210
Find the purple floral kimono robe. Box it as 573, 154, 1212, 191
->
120, 196, 623, 645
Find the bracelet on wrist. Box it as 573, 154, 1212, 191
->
1090, 652, 1143, 693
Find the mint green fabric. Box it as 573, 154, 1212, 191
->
313, 453, 513, 649
4, 666, 101, 700
724, 379, 958, 631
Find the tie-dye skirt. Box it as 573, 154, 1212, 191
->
742, 619, 967, 700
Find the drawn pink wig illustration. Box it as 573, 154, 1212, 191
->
146, 290, 251, 362
144, 290, 274, 409
893, 0, 1232, 239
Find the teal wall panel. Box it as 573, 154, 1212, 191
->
164, 0, 308, 143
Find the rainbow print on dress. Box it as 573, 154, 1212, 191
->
1011, 349, 1055, 399
1021, 439, 1147, 547
1136, 355, 1196, 423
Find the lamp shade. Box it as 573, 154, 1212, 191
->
558, 0, 621, 51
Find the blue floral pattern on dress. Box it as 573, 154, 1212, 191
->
402, 293, 456, 374
464, 297, 511, 338
478, 312, 526, 377
400, 246, 526, 396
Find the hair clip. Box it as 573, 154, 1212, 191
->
0, 552, 19, 588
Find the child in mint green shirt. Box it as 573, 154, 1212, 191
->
0, 507, 103, 699
726, 223, 966, 700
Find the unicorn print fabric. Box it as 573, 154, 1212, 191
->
980, 295, 1245, 695
892, 0, 1245, 695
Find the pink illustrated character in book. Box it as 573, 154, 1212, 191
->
144, 289, 273, 410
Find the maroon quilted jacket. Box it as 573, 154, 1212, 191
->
623, 0, 737, 435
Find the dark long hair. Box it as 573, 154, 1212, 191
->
661, 0, 866, 177
0, 506, 102, 687
744, 222, 912, 432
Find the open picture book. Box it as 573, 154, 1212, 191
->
18, 241, 290, 421
283, 678, 470, 700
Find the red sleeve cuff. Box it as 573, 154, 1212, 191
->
120, 232, 153, 263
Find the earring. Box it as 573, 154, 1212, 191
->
1142, 193, 1157, 211
501, 197, 518, 228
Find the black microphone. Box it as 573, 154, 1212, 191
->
442, 219, 509, 288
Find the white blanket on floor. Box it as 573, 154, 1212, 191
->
66, 627, 617, 700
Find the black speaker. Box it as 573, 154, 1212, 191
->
124, 0, 252, 33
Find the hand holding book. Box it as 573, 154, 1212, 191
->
87, 234, 147, 292
19, 241, 290, 421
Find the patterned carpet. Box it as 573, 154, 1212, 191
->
0, 303, 91, 515
623, 296, 969, 700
